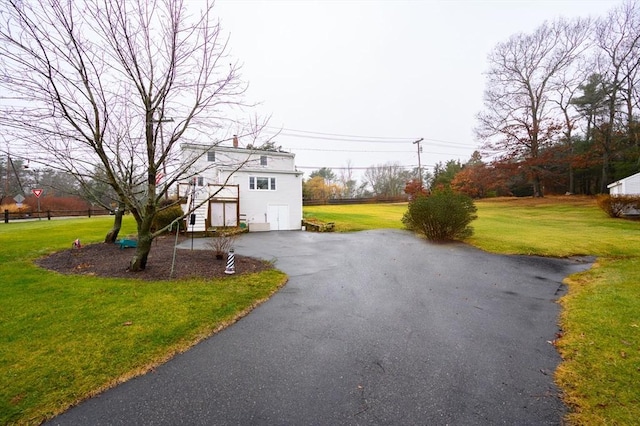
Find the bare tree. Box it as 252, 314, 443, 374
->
363, 162, 412, 198
593, 0, 640, 189
476, 18, 591, 197
0, 0, 258, 271
552, 61, 590, 194
338, 160, 357, 199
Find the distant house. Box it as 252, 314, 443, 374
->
607, 172, 640, 196
179, 137, 303, 232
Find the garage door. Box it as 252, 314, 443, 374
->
267, 205, 289, 231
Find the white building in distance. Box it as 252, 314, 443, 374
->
607, 171, 640, 196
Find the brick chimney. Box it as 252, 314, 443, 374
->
233, 134, 238, 148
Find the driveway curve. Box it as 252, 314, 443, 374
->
49, 229, 592, 425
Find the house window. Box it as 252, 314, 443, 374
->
249, 176, 276, 191
197, 176, 204, 186
207, 151, 215, 162
260, 155, 267, 166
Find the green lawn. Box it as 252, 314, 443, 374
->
0, 217, 286, 425
304, 203, 407, 231
306, 197, 640, 425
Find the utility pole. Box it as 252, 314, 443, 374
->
3, 152, 8, 203
152, 114, 174, 199
413, 138, 424, 188
8, 155, 26, 195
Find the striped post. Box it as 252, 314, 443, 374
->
224, 248, 235, 275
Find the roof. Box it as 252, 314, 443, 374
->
607, 171, 640, 189
219, 167, 302, 176
181, 142, 295, 159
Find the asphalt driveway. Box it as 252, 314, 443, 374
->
49, 229, 592, 425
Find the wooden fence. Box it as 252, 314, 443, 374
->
303, 196, 408, 206
3, 209, 112, 223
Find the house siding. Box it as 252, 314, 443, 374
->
180, 143, 302, 231
223, 170, 302, 230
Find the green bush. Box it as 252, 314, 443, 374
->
153, 203, 185, 233
596, 194, 640, 218
402, 190, 477, 241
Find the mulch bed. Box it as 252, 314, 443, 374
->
36, 235, 271, 281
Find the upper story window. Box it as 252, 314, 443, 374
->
197, 176, 204, 186
249, 176, 276, 191
207, 151, 215, 162
260, 155, 267, 166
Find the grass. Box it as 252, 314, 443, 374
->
556, 257, 640, 425
304, 203, 407, 231
467, 196, 640, 258
305, 196, 640, 425
0, 217, 287, 425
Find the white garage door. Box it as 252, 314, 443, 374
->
267, 205, 289, 231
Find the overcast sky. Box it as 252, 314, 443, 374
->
212, 0, 620, 179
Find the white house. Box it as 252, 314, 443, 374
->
607, 172, 640, 196
179, 137, 303, 232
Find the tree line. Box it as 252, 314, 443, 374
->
475, 0, 640, 197
302, 164, 428, 201
0, 156, 124, 209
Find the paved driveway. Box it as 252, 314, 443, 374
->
50, 230, 592, 425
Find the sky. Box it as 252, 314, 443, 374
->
212, 0, 621, 180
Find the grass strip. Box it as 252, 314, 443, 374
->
556, 257, 640, 425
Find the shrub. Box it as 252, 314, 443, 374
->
153, 204, 185, 233
402, 190, 477, 241
597, 194, 640, 218
25, 195, 89, 211
0, 203, 30, 214
207, 231, 237, 259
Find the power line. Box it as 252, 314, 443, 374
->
289, 147, 471, 157
274, 131, 477, 148
264, 126, 417, 141
296, 164, 436, 170
276, 132, 412, 143
265, 126, 477, 147
293, 147, 414, 153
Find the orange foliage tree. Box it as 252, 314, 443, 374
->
404, 178, 428, 200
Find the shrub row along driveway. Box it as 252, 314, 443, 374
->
50, 230, 592, 425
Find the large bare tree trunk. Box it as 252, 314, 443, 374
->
532, 174, 544, 198
129, 233, 153, 271
129, 215, 154, 271
104, 202, 126, 243
601, 149, 610, 193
